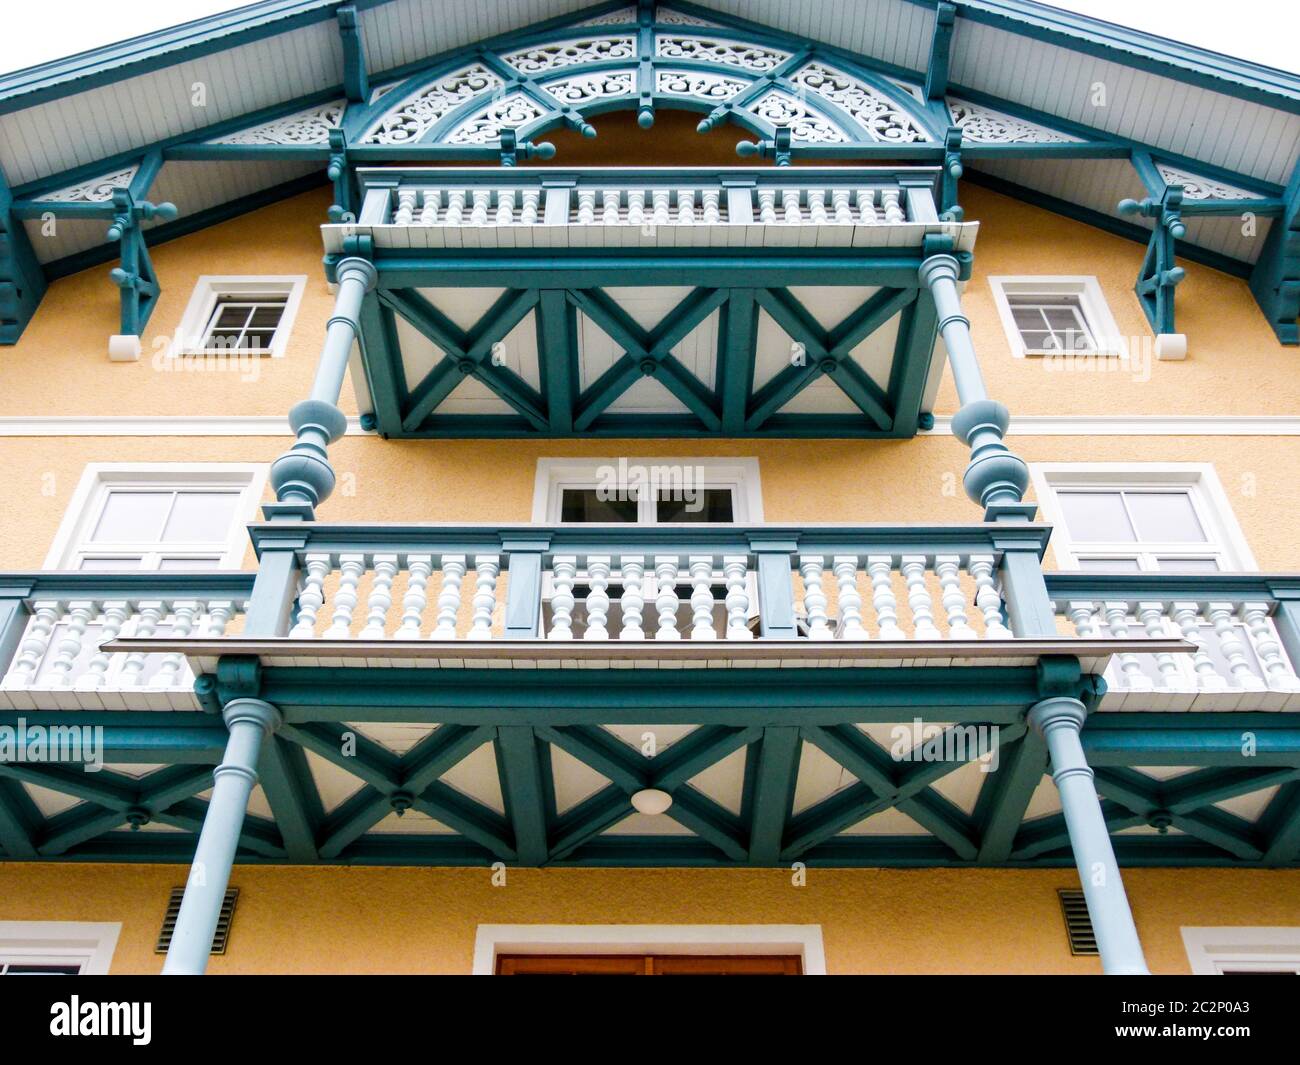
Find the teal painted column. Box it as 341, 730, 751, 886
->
918, 254, 1029, 512
269, 256, 377, 515
162, 698, 281, 975
1028, 697, 1149, 975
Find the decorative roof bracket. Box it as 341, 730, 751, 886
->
1120, 184, 1186, 344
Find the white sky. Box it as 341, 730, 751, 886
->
0, 0, 1295, 77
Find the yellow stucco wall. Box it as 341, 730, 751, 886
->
2, 433, 1295, 571
3, 184, 1297, 422
1, 863, 1297, 974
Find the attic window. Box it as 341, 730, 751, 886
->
202, 294, 288, 352
988, 276, 1126, 359
169, 275, 307, 359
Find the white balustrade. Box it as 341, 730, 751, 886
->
654, 556, 682, 641
468, 555, 500, 640
723, 555, 752, 641
548, 555, 577, 640
1059, 596, 1300, 694
688, 556, 716, 641
618, 556, 646, 640
800, 555, 833, 640
585, 556, 612, 641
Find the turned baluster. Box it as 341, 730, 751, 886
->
1136, 602, 1183, 689
323, 554, 366, 638
901, 556, 941, 640
48, 600, 95, 686
723, 556, 752, 641
968, 555, 1012, 638
585, 556, 612, 640
467, 555, 500, 640
359, 554, 399, 639
432, 555, 467, 639
619, 556, 646, 640
77, 600, 130, 689
290, 553, 331, 637
799, 555, 832, 640
1207, 601, 1266, 690
1103, 601, 1154, 690
3, 600, 62, 686
548, 555, 577, 640
833, 556, 868, 640
935, 556, 977, 639
1171, 602, 1226, 690
688, 556, 716, 640
867, 556, 904, 640
395, 555, 432, 639
654, 556, 681, 640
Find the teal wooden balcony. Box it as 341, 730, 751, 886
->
324, 165, 967, 439
2, 529, 1298, 878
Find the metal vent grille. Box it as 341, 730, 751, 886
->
1058, 889, 1099, 955
155, 887, 239, 955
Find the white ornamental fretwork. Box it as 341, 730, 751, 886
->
544, 70, 636, 106
748, 91, 848, 144
501, 36, 637, 75
213, 101, 344, 145
36, 166, 139, 203
946, 98, 1077, 144
789, 62, 928, 144
577, 6, 638, 26
655, 35, 790, 73
656, 69, 748, 102
657, 7, 721, 26
1156, 164, 1255, 201
363, 65, 502, 145
446, 93, 546, 145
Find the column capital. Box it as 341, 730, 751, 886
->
335, 255, 378, 292
1026, 694, 1087, 737
221, 696, 282, 735
918, 252, 961, 287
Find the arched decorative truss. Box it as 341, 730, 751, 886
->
345, 9, 937, 151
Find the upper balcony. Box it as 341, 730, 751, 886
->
323, 165, 970, 440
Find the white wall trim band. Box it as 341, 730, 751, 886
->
0, 415, 1297, 437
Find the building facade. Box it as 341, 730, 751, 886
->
0, 0, 1298, 976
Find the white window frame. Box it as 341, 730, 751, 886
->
1181, 927, 1300, 975
472, 924, 825, 975
1029, 463, 1256, 573
532, 457, 763, 523
0, 922, 121, 975
168, 275, 307, 359
43, 463, 268, 571
989, 276, 1128, 359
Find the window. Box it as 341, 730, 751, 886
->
989, 277, 1126, 359
1182, 928, 1300, 975
169, 276, 307, 358
201, 293, 289, 352
534, 458, 761, 524
497, 954, 800, 975
1030, 464, 1255, 573
44, 464, 268, 571
473, 925, 826, 975
533, 459, 761, 637
0, 923, 121, 975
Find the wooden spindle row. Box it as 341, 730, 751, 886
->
1062, 598, 1299, 692
1, 599, 237, 690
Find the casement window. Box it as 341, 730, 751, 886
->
45, 465, 268, 572
989, 277, 1126, 359
1029, 464, 1254, 573
532, 459, 761, 638
0, 923, 121, 976
169, 276, 307, 358
1182, 928, 1300, 975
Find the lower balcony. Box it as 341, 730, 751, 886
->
1, 524, 1298, 870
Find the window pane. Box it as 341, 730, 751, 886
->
161, 492, 240, 542
91, 492, 171, 542
1018, 330, 1052, 350
1126, 492, 1206, 543
657, 489, 734, 523
158, 556, 225, 571
1057, 491, 1136, 542
1154, 557, 1220, 573
1010, 305, 1044, 329
559, 489, 638, 523
78, 556, 145, 571
1044, 306, 1084, 330
1075, 557, 1142, 572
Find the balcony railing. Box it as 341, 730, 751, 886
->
5, 532, 1297, 709
335, 166, 973, 252
1045, 572, 1300, 709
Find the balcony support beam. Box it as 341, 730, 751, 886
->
918, 252, 1030, 516
1028, 696, 1149, 975
162, 697, 282, 975
269, 255, 376, 517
